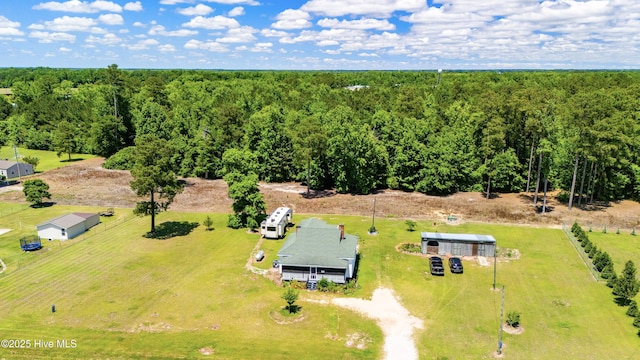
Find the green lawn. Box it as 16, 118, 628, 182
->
587, 230, 640, 274
1, 207, 639, 359
0, 146, 96, 174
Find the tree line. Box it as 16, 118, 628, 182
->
1, 66, 639, 204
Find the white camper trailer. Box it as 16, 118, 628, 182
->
260, 207, 292, 239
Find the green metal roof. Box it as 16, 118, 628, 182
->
278, 218, 358, 268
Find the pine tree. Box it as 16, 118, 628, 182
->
613, 260, 640, 306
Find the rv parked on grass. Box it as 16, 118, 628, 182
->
260, 207, 292, 239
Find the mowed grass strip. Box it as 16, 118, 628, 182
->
0, 146, 96, 173
0, 209, 382, 359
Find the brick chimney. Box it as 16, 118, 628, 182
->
338, 224, 344, 240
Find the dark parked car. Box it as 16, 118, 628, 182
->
430, 256, 445, 276
449, 257, 463, 273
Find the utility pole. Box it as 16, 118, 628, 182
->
370, 197, 377, 234
497, 285, 505, 355
13, 144, 22, 182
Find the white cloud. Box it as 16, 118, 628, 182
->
358, 52, 379, 57
182, 15, 240, 29
272, 9, 312, 29
124, 1, 142, 11
184, 39, 229, 52
59, 46, 72, 51
29, 30, 76, 43
158, 44, 176, 52
127, 38, 160, 50
250, 42, 273, 52
272, 19, 313, 30
28, 16, 106, 33
301, 0, 425, 17
216, 26, 257, 43
149, 24, 198, 36
0, 16, 24, 36
317, 18, 395, 30
261, 28, 289, 37
85, 33, 121, 45
98, 13, 124, 25
177, 4, 214, 16
228, 6, 245, 17
33, 0, 123, 13
204, 0, 259, 5
159, 0, 192, 4
133, 21, 145, 27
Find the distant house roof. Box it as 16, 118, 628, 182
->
0, 160, 19, 169
37, 213, 97, 229
278, 218, 358, 268
421, 232, 496, 244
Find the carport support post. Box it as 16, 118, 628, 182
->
497, 285, 504, 355
493, 248, 497, 290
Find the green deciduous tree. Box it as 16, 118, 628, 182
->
130, 134, 184, 234
23, 179, 51, 207
224, 172, 266, 230
52, 120, 78, 161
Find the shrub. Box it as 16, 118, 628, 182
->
571, 221, 580, 234
368, 225, 377, 234
226, 214, 243, 229
588, 245, 598, 259
103, 146, 136, 170
405, 220, 416, 232
399, 243, 421, 253
584, 241, 593, 253
22, 155, 39, 171
506, 311, 521, 328
601, 263, 615, 280
602, 225, 607, 234
606, 272, 618, 288
317, 278, 330, 292
627, 301, 639, 317
557, 191, 570, 203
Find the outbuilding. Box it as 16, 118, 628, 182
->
37, 213, 100, 241
0, 160, 34, 180
277, 218, 358, 285
421, 232, 496, 257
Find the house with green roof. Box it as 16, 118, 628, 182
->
277, 218, 358, 285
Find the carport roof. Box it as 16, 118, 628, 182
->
421, 232, 496, 243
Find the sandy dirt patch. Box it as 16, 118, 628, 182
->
0, 158, 639, 229
332, 288, 423, 360
0, 229, 11, 236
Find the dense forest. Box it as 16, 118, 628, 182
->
0, 66, 639, 204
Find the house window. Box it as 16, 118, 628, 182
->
267, 226, 276, 231
61, 229, 66, 237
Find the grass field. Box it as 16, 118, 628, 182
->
0, 146, 96, 174
1, 206, 640, 359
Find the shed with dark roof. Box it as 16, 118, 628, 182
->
277, 218, 358, 285
37, 213, 100, 240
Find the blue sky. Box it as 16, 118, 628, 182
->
1, 0, 639, 70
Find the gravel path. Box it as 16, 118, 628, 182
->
332, 288, 423, 360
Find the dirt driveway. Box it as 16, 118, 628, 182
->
1, 157, 638, 229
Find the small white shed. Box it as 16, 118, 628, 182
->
37, 213, 100, 241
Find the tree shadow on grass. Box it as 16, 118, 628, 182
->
614, 296, 631, 307
284, 304, 302, 314
60, 158, 84, 163
30, 201, 56, 208
144, 221, 200, 240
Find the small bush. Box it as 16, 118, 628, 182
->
602, 225, 607, 234
203, 215, 214, 231
588, 245, 598, 259
405, 220, 416, 232
103, 146, 136, 170
399, 243, 421, 253
506, 311, 521, 328
226, 214, 242, 229
368, 225, 377, 234
627, 301, 638, 318
557, 191, 570, 203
